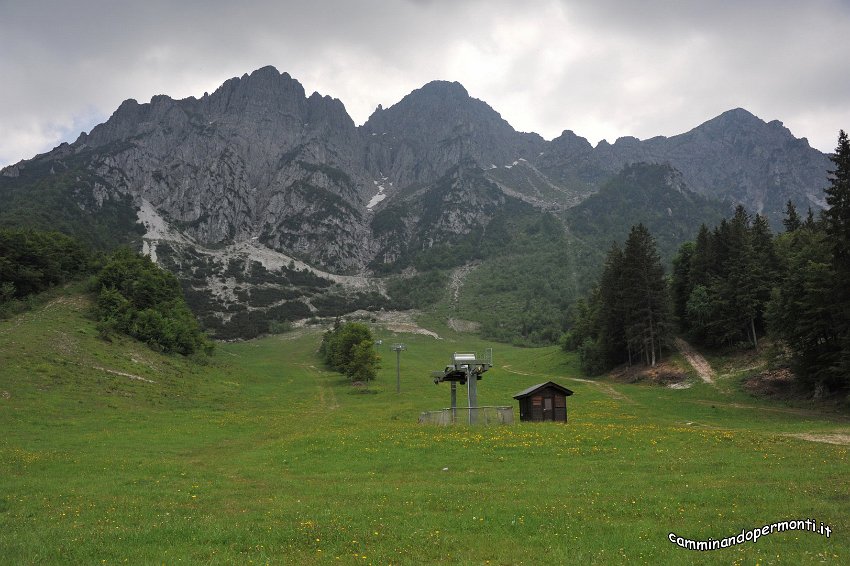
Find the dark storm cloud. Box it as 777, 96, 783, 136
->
1, 0, 848, 167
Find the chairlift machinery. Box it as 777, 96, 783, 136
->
431, 349, 493, 423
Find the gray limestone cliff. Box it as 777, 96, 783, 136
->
68, 66, 373, 272
1, 67, 834, 273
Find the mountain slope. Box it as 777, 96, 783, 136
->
539, 108, 831, 227
3, 67, 374, 272
0, 67, 833, 341
566, 163, 733, 263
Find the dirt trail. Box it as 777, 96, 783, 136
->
785, 432, 850, 446
91, 365, 155, 383
675, 338, 715, 384
301, 364, 339, 409
687, 399, 850, 421
501, 364, 633, 403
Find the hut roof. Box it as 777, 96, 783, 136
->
513, 381, 574, 399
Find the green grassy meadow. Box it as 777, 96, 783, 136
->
1, 294, 848, 564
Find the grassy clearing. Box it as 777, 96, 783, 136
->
1, 296, 848, 564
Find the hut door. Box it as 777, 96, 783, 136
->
554, 395, 567, 421
531, 396, 543, 421
543, 397, 553, 421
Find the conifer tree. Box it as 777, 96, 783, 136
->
823, 129, 850, 386
783, 200, 802, 232
824, 130, 850, 262
690, 224, 715, 287
621, 224, 670, 366
597, 242, 628, 364
749, 214, 779, 341
671, 241, 695, 327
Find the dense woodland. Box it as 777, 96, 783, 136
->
93, 249, 212, 355
563, 224, 672, 374
568, 130, 850, 397
0, 231, 210, 356
0, 229, 90, 310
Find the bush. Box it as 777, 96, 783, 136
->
318, 321, 380, 382
93, 248, 212, 355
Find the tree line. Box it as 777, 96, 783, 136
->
0, 229, 211, 356
568, 130, 850, 397
564, 223, 672, 374
764, 130, 850, 394
0, 229, 90, 309
671, 205, 777, 349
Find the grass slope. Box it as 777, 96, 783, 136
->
1, 294, 848, 564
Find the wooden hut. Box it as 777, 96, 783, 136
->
513, 382, 574, 422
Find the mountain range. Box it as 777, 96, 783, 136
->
0, 66, 834, 341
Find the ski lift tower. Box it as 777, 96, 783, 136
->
391, 343, 406, 393
431, 349, 493, 424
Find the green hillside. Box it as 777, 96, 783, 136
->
0, 149, 145, 250
1, 293, 848, 564
566, 163, 731, 264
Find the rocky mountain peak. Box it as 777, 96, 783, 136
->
1, 67, 832, 277
204, 65, 307, 118
416, 79, 470, 98
363, 79, 495, 132
550, 130, 593, 153
362, 79, 545, 185
686, 107, 790, 144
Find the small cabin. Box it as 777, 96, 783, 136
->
513, 381, 574, 422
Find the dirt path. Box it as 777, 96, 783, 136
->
785, 432, 850, 446
93, 366, 156, 384
302, 364, 339, 410
501, 364, 634, 403
675, 338, 715, 384
687, 399, 850, 421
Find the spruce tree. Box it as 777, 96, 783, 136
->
823, 129, 850, 387
690, 224, 715, 288
671, 241, 695, 328
621, 224, 670, 366
750, 214, 779, 340
824, 130, 850, 262
783, 200, 802, 232
597, 242, 628, 365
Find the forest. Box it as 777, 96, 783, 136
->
0, 230, 210, 356
0, 228, 90, 316
567, 130, 850, 397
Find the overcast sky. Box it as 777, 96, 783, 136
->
2, 0, 849, 168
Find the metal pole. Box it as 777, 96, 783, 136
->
450, 381, 457, 423
392, 343, 405, 394
467, 367, 477, 424
396, 349, 401, 393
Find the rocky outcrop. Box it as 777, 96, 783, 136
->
66, 67, 374, 272
361, 81, 546, 187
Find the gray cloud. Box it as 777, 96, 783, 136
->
1, 0, 848, 168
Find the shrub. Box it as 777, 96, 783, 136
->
93, 248, 212, 355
